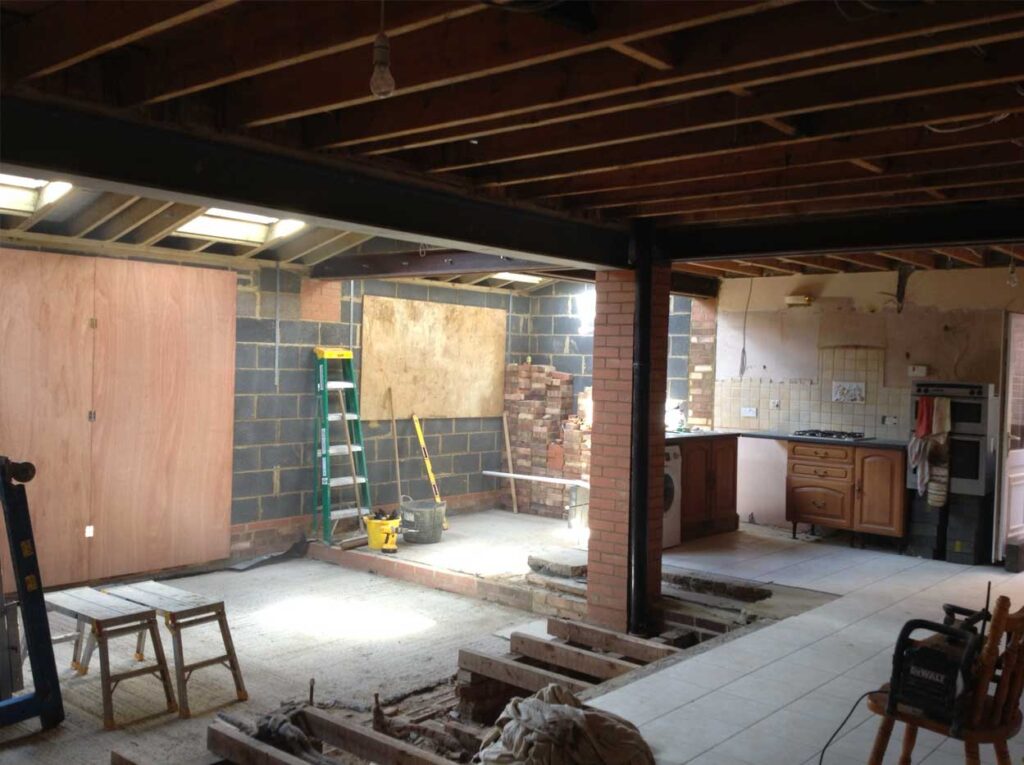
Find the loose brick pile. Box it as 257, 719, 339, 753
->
503, 364, 591, 518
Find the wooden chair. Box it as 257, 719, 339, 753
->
865, 594, 1024, 765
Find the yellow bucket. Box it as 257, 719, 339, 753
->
365, 518, 400, 552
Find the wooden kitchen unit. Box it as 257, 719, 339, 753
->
673, 434, 739, 540
786, 440, 906, 538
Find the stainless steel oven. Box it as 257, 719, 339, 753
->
907, 382, 1000, 496
911, 382, 996, 436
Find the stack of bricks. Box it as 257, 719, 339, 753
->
504, 363, 585, 518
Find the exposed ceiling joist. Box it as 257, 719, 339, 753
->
89, 199, 174, 241
300, 232, 374, 266
121, 203, 203, 245
13, 186, 85, 232
0, 97, 629, 270
123, 1, 478, 105
61, 192, 138, 238
826, 252, 893, 271
410, 44, 1024, 174
233, 1, 777, 127
659, 202, 1024, 259
777, 256, 846, 273
933, 246, 988, 266
504, 114, 1024, 200
313, 2, 1024, 150
1, 0, 236, 81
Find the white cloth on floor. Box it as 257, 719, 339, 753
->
476, 684, 655, 765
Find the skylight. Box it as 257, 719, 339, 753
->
175, 207, 305, 244
493, 271, 544, 284
0, 174, 74, 216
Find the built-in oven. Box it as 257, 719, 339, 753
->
907, 381, 1000, 496
911, 382, 995, 436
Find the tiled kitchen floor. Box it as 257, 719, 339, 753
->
595, 531, 1024, 764
662, 525, 924, 596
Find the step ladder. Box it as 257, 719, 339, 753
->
312, 346, 371, 543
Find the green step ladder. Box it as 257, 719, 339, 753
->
312, 346, 371, 543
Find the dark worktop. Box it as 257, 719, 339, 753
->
663, 430, 906, 449
737, 430, 908, 450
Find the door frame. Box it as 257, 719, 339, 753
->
996, 311, 1024, 561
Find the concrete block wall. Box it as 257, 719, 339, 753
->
231, 275, 526, 555
525, 282, 595, 397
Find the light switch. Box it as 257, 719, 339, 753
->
741, 406, 758, 418
85, 525, 94, 538
908, 364, 928, 378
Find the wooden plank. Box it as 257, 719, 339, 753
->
4, 1, 236, 82
300, 232, 373, 267
414, 44, 1024, 174
457, 649, 592, 694
313, 6, 1024, 149
300, 707, 452, 765
106, 581, 218, 612
574, 142, 1023, 210
826, 253, 894, 271
470, 82, 1024, 187
207, 722, 309, 765
509, 633, 637, 680
229, 2, 774, 127
89, 259, 235, 580
876, 250, 938, 269
88, 199, 174, 242
546, 618, 678, 664
933, 246, 987, 266
45, 588, 153, 622
0, 248, 94, 588
360, 296, 505, 420
120, 204, 203, 246
62, 193, 138, 238
502, 108, 1023, 200
124, 2, 476, 105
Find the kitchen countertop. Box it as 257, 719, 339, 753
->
663, 430, 907, 449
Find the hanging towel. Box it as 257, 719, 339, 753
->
932, 396, 951, 441
915, 396, 935, 438
908, 435, 930, 495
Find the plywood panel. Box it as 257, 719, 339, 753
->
89, 259, 235, 580
0, 248, 94, 588
360, 296, 505, 421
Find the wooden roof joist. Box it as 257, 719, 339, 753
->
513, 116, 1024, 200
229, 1, 776, 128
310, 2, 1024, 150
401, 41, 1024, 173
469, 79, 1024, 187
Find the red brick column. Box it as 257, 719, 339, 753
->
687, 298, 717, 428
588, 265, 670, 631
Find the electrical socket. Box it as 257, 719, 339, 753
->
882, 415, 899, 426
85, 525, 94, 538
770, 399, 781, 410
741, 406, 758, 418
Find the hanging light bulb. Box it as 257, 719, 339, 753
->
1009, 260, 1019, 288
369, 1, 395, 98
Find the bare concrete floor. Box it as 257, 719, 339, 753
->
388, 508, 585, 577
0, 558, 529, 765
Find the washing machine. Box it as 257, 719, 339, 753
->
663, 445, 682, 548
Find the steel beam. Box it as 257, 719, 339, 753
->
0, 97, 629, 270
311, 250, 540, 279
657, 202, 1024, 260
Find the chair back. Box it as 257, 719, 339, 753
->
969, 595, 1024, 730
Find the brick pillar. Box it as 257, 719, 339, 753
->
687, 297, 717, 428
587, 265, 670, 631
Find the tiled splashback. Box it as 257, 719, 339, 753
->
714, 347, 911, 441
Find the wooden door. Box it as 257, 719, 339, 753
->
787, 480, 853, 529
853, 448, 906, 537
89, 259, 236, 580
680, 441, 711, 525
711, 437, 737, 523
0, 249, 94, 588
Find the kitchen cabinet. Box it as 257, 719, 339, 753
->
786, 441, 905, 537
677, 436, 738, 539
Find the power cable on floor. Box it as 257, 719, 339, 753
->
817, 689, 887, 764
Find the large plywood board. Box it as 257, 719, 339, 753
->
360, 296, 505, 421
0, 248, 94, 588
89, 259, 236, 580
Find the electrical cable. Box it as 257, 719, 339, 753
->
739, 277, 753, 378
817, 689, 887, 764
924, 113, 1009, 134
